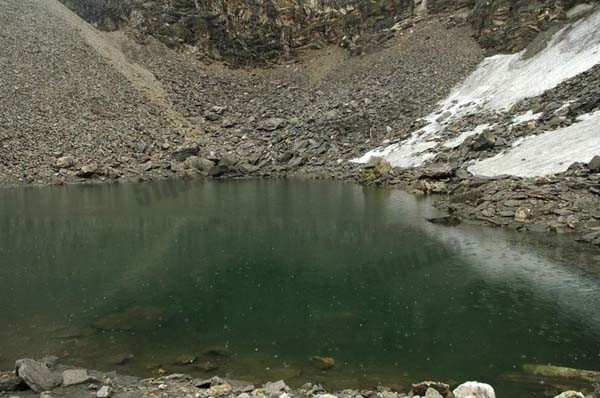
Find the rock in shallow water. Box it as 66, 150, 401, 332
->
62, 369, 96, 386
96, 385, 112, 397
15, 359, 61, 393
554, 392, 585, 398
452, 381, 495, 398
93, 306, 172, 331
425, 388, 443, 398
311, 356, 335, 370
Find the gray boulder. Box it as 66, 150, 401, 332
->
15, 359, 61, 393
258, 118, 286, 131
472, 131, 496, 151
588, 155, 600, 173
172, 143, 200, 162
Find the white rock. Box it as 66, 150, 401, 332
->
425, 388, 443, 398
453, 381, 495, 398
96, 385, 112, 398
317, 394, 338, 398
554, 392, 585, 398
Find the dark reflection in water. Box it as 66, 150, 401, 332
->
0, 179, 599, 397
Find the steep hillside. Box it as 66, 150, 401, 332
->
0, 0, 483, 186
0, 0, 196, 185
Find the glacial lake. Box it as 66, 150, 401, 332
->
1, 179, 599, 397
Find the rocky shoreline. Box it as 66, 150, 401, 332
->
1, 358, 594, 398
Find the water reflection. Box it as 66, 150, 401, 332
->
0, 180, 598, 397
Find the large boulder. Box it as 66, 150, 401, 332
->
588, 155, 600, 173
453, 381, 496, 398
15, 359, 61, 393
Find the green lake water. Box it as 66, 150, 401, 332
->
0, 179, 599, 397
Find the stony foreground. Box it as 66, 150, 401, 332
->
0, 358, 595, 398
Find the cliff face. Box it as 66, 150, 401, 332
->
60, 0, 592, 64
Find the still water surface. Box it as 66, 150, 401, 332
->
0, 180, 599, 397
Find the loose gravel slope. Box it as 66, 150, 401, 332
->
0, 0, 185, 185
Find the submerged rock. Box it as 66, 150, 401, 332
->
93, 306, 173, 331
15, 359, 61, 393
452, 381, 495, 398
426, 215, 462, 226
522, 364, 600, 382
202, 347, 232, 358
311, 356, 335, 370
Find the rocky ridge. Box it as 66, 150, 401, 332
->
60, 0, 595, 64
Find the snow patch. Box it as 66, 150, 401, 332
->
444, 9, 600, 111
354, 9, 600, 170
512, 111, 542, 125
577, 109, 600, 121
468, 112, 600, 177
443, 124, 493, 149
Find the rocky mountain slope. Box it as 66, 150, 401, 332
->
0, 0, 599, 247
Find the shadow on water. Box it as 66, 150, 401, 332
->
0, 179, 599, 396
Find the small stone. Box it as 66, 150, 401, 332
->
258, 118, 286, 131
77, 164, 98, 178
40, 392, 53, 398
264, 380, 289, 395
425, 388, 443, 398
515, 207, 532, 222
96, 385, 112, 398
207, 384, 232, 396
55, 156, 74, 169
